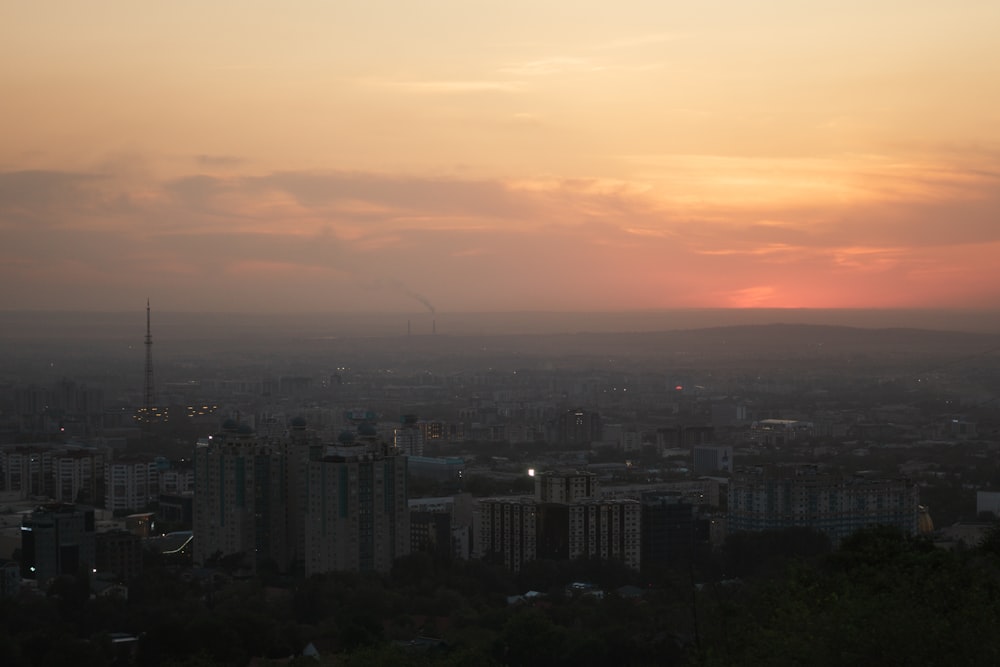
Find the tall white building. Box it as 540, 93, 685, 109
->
0, 446, 52, 498
54, 449, 104, 505
158, 467, 194, 495
104, 458, 156, 513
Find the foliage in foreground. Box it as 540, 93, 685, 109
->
4, 526, 1000, 665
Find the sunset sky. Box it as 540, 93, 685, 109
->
3, 1, 999, 313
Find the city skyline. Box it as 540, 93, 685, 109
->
3, 2, 999, 313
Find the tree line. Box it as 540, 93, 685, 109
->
3, 525, 1000, 665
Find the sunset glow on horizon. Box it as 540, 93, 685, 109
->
3, 1, 999, 313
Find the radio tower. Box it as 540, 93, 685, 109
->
143, 299, 155, 427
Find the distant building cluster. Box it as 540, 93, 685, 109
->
12, 380, 104, 437
749, 419, 814, 446
0, 443, 192, 512
16, 502, 144, 589
0, 304, 960, 593
193, 417, 409, 575
1, 429, 929, 595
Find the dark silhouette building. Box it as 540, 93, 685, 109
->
96, 529, 143, 582
20, 503, 96, 585
476, 471, 640, 571
641, 491, 696, 567
410, 511, 452, 558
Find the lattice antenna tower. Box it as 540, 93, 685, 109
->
143, 299, 155, 420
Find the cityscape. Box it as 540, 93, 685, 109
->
1, 306, 1000, 664
4, 1, 1000, 664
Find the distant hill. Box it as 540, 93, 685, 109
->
2, 311, 999, 373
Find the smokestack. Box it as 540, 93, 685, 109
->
433, 319, 436, 334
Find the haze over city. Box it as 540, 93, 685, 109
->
7, 6, 1000, 664
4, 1, 1000, 315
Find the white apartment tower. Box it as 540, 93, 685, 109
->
105, 458, 156, 513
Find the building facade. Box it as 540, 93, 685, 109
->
728, 465, 919, 542
0, 445, 106, 505
474, 497, 538, 571
105, 458, 157, 513
393, 415, 425, 457
195, 419, 411, 575
475, 470, 641, 571
304, 442, 409, 575
2, 446, 52, 499
408, 493, 474, 560
535, 470, 599, 504
535, 499, 641, 569
193, 428, 309, 572
193, 432, 257, 567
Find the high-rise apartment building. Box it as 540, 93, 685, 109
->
54, 449, 105, 505
393, 415, 424, 457
728, 465, 919, 542
193, 426, 304, 572
475, 470, 641, 571
0, 446, 52, 498
105, 457, 157, 513
535, 499, 641, 569
408, 493, 475, 560
158, 465, 194, 495
193, 431, 255, 567
1, 445, 104, 504
475, 497, 538, 571
194, 419, 407, 575
304, 438, 409, 575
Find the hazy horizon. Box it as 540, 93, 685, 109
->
4, 307, 1000, 341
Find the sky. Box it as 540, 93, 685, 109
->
2, 1, 999, 314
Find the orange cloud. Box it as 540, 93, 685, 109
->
2, 156, 1000, 313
